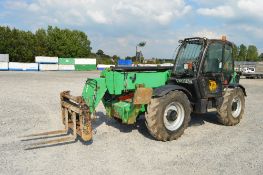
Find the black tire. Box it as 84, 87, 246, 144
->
217, 88, 245, 126
145, 91, 191, 141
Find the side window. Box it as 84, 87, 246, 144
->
223, 44, 233, 74
203, 42, 223, 73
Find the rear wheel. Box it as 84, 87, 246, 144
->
145, 91, 191, 141
217, 88, 245, 125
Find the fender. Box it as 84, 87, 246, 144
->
153, 85, 192, 99
228, 83, 247, 96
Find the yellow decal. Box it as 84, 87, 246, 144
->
209, 80, 217, 92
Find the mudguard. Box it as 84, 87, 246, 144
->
228, 83, 247, 96
153, 85, 192, 99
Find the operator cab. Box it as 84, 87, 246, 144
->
172, 36, 236, 113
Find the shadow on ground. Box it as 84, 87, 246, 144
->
190, 112, 221, 126
93, 111, 222, 141
23, 111, 222, 150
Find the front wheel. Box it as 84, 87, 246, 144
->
145, 91, 191, 141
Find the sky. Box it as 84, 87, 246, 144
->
0, 0, 262, 59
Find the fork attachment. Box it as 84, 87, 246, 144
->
22, 91, 92, 148
60, 91, 93, 141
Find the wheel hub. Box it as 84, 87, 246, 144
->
232, 101, 237, 111
166, 110, 178, 122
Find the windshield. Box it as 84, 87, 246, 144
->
174, 41, 203, 75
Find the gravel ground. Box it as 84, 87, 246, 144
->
0, 71, 262, 175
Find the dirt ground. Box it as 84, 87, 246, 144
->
0, 71, 262, 175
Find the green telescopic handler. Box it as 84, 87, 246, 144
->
24, 37, 246, 147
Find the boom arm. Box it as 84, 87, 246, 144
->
82, 78, 107, 114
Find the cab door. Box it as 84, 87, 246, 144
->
198, 41, 224, 98
222, 43, 234, 85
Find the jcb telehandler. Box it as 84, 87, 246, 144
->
25, 37, 246, 146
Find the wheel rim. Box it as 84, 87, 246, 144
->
163, 102, 185, 131
231, 96, 242, 118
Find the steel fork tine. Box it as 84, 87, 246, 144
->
28, 136, 76, 147
22, 129, 68, 138
22, 109, 69, 138
25, 112, 77, 149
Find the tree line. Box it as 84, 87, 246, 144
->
0, 25, 123, 64
233, 44, 262, 61
0, 25, 262, 63
0, 26, 92, 62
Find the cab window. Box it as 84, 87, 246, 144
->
223, 44, 233, 74
203, 42, 223, 73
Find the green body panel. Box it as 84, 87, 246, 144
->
101, 69, 171, 95
59, 58, 75, 65
75, 64, 97, 71
82, 68, 171, 124
103, 100, 145, 124
112, 101, 134, 123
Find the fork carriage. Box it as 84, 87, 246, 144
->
60, 91, 93, 141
